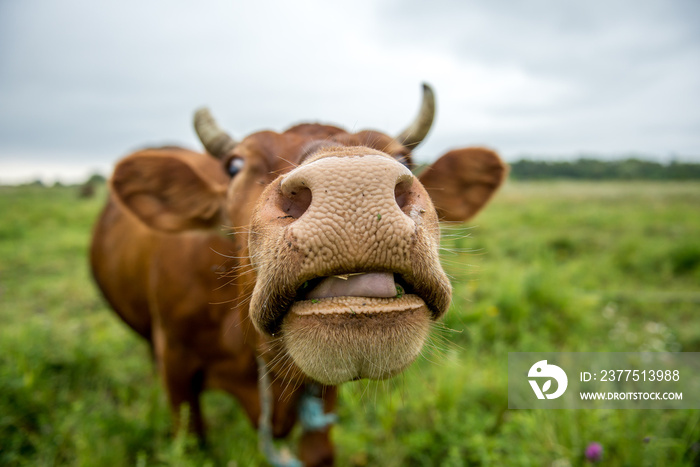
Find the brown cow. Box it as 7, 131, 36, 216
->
90, 84, 506, 466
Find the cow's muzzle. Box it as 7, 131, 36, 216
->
248, 148, 451, 384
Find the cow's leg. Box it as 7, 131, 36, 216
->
163, 353, 206, 441
298, 428, 334, 467
154, 327, 206, 441
205, 353, 262, 429
268, 379, 337, 466
297, 386, 337, 467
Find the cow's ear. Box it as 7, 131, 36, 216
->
111, 153, 226, 232
418, 148, 507, 222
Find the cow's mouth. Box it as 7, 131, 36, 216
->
295, 272, 412, 304
281, 271, 434, 385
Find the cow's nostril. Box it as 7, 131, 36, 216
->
280, 186, 312, 219
395, 179, 411, 211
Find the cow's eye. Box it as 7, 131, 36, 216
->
227, 157, 245, 177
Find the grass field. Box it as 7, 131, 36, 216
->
1, 181, 699, 466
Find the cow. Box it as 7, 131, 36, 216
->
90, 84, 506, 466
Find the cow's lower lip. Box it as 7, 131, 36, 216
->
289, 294, 424, 316
281, 295, 431, 385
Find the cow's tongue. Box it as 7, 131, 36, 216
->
305, 272, 397, 300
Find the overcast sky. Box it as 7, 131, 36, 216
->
1, 0, 699, 183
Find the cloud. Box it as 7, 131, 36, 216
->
0, 0, 698, 182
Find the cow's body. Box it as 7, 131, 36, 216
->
90, 147, 337, 459
90, 86, 506, 466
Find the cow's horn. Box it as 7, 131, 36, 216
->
193, 107, 238, 159
395, 83, 436, 149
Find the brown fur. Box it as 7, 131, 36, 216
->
90, 122, 506, 466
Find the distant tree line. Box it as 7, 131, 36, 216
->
509, 158, 700, 180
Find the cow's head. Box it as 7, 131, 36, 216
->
111, 85, 506, 385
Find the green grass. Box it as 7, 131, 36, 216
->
1, 181, 699, 466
